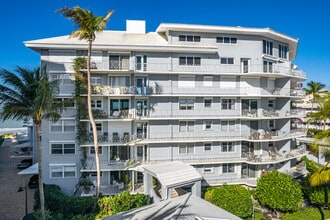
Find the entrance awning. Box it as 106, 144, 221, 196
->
141, 161, 202, 188
18, 163, 38, 175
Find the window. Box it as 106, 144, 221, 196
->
179, 99, 194, 110
221, 120, 235, 131
220, 57, 234, 64
50, 165, 76, 178
54, 98, 75, 108
109, 55, 129, 70
263, 40, 273, 55
90, 123, 102, 132
179, 143, 194, 154
179, 35, 201, 42
216, 37, 237, 44
204, 99, 212, 108
279, 44, 287, 59
203, 76, 213, 87
221, 142, 234, 152
136, 55, 147, 71
223, 163, 235, 173
268, 100, 275, 108
109, 76, 130, 87
179, 121, 194, 132
110, 99, 129, 111
50, 120, 75, 133
203, 165, 213, 173
204, 143, 212, 151
91, 99, 102, 109
50, 73, 74, 85
179, 57, 201, 66
90, 146, 103, 155
178, 75, 195, 88
263, 61, 273, 73
221, 99, 235, 110
204, 121, 213, 131
91, 76, 102, 85
51, 143, 75, 155
268, 119, 275, 129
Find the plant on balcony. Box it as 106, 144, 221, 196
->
80, 177, 93, 194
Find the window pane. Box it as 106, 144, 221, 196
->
51, 144, 63, 154
51, 167, 62, 178
228, 58, 234, 64
220, 58, 227, 64
187, 35, 193, 42
64, 144, 75, 154
229, 121, 235, 131
179, 122, 186, 132
194, 57, 201, 66
179, 57, 186, 65
217, 37, 223, 43
231, 38, 237, 44
194, 36, 201, 42
187, 57, 194, 65
221, 121, 228, 131
204, 143, 211, 151
224, 37, 230, 43
179, 35, 186, 41
188, 121, 194, 132
64, 166, 76, 177
179, 146, 186, 154
187, 144, 194, 154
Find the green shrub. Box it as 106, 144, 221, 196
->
309, 186, 330, 207
282, 208, 321, 220
34, 184, 95, 218
204, 185, 252, 218
255, 171, 303, 212
307, 128, 323, 137
301, 156, 320, 174
96, 190, 150, 218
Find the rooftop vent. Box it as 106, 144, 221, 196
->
126, 20, 146, 34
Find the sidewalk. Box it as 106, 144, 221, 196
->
0, 139, 34, 220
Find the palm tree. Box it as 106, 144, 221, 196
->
303, 81, 326, 112
57, 6, 114, 198
309, 161, 330, 215
0, 66, 62, 220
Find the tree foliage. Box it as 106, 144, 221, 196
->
96, 190, 150, 218
204, 185, 252, 218
255, 171, 303, 212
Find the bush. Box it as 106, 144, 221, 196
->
307, 128, 323, 137
34, 184, 96, 218
204, 185, 252, 218
282, 208, 321, 220
255, 171, 303, 212
309, 186, 330, 207
301, 156, 320, 173
96, 190, 150, 218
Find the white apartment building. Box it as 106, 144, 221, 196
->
25, 20, 307, 195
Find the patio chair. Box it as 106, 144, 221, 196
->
112, 132, 120, 142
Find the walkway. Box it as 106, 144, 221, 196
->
0, 138, 34, 220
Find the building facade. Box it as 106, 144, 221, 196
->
25, 21, 306, 195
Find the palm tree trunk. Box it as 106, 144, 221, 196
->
36, 122, 46, 220
87, 39, 101, 198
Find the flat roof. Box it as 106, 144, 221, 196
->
141, 161, 202, 188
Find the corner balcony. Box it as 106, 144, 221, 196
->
79, 85, 135, 96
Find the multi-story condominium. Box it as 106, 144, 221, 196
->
25, 20, 307, 196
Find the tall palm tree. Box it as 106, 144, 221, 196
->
303, 81, 326, 112
57, 6, 114, 198
0, 66, 62, 220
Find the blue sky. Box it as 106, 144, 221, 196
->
1, 0, 330, 89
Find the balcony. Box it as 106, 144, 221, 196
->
81, 157, 140, 172
80, 132, 137, 146
138, 128, 305, 144
91, 85, 135, 96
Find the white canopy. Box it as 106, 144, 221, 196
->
18, 163, 38, 175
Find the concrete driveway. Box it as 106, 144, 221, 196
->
0, 139, 34, 220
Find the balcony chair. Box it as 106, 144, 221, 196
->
123, 132, 129, 142
112, 111, 120, 118
112, 132, 120, 143
103, 132, 109, 142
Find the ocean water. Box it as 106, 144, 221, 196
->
0, 119, 27, 135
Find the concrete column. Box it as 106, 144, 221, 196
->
131, 171, 135, 192
191, 180, 201, 197
161, 185, 171, 200
143, 172, 152, 195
